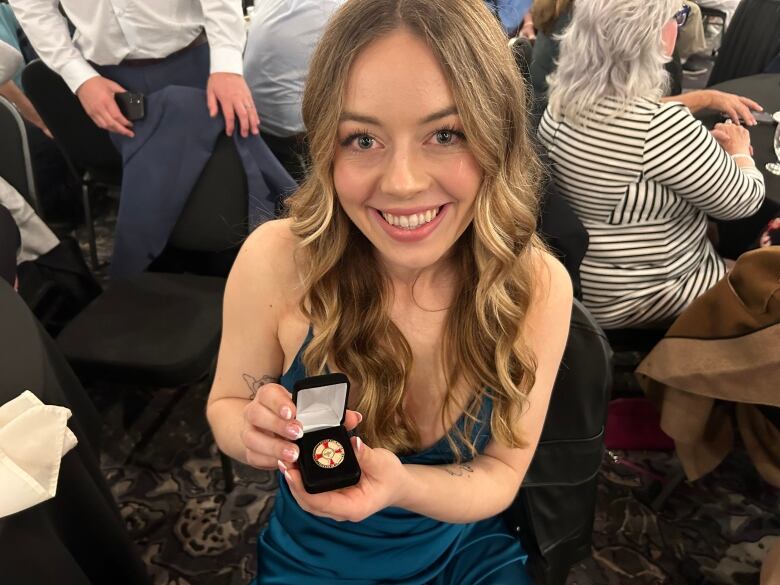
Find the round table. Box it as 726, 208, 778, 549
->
700, 73, 780, 204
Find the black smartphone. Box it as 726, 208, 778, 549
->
115, 91, 146, 121
722, 110, 776, 125
753, 110, 777, 125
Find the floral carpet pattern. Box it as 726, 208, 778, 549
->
91, 380, 780, 585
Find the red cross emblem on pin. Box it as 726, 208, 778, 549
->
313, 439, 345, 469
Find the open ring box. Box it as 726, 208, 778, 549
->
293, 373, 361, 494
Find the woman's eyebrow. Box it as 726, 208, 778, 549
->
419, 105, 458, 124
338, 105, 459, 126
339, 111, 380, 125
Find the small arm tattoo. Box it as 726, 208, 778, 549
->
243, 374, 278, 400
443, 463, 474, 477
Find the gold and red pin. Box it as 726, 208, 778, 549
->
313, 439, 345, 469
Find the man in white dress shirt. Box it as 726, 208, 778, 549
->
242, 0, 342, 180
8, 0, 259, 138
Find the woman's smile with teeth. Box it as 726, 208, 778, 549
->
380, 207, 440, 229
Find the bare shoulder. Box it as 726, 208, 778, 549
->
530, 248, 573, 312
236, 218, 299, 272
520, 247, 573, 346
228, 218, 302, 296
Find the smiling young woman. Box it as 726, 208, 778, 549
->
206, 1, 573, 583
332, 30, 483, 272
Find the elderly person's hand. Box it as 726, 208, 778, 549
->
710, 120, 752, 156
705, 90, 763, 126
206, 72, 261, 138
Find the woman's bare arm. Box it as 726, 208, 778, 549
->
206, 219, 298, 465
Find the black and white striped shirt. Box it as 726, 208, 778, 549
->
538, 97, 765, 328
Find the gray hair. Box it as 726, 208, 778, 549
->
546, 0, 679, 123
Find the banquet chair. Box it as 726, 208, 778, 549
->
55, 133, 250, 492
22, 59, 123, 270
504, 299, 612, 585
536, 150, 589, 301
766, 50, 780, 73
604, 327, 668, 396
261, 133, 308, 185
707, 0, 780, 86
0, 280, 151, 585
0, 95, 40, 212
697, 5, 727, 54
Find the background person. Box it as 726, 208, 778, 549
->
528, 0, 763, 127
538, 0, 765, 329
8, 0, 258, 138
485, 0, 534, 35
243, 0, 344, 181
207, 0, 572, 583
0, 36, 82, 227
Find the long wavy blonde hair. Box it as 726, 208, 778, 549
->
286, 0, 545, 457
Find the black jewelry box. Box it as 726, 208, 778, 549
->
293, 373, 361, 494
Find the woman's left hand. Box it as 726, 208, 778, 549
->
706, 90, 763, 125
279, 437, 408, 522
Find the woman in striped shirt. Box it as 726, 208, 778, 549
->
538, 0, 766, 329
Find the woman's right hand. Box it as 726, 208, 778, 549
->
241, 382, 362, 470
710, 121, 752, 156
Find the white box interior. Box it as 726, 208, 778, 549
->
297, 381, 347, 432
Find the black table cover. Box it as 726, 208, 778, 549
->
701, 73, 780, 205
0, 281, 151, 585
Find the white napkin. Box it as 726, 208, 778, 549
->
0, 390, 78, 518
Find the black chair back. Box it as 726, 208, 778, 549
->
0, 95, 39, 212
708, 0, 780, 86
21, 60, 121, 177
699, 6, 727, 53
169, 133, 249, 252
766, 50, 780, 73
505, 299, 612, 585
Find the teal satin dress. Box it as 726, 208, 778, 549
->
254, 331, 530, 585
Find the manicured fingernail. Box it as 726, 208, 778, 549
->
355, 437, 363, 452
282, 447, 299, 462
286, 424, 303, 439
356, 412, 363, 424
280, 406, 292, 420
277, 460, 292, 483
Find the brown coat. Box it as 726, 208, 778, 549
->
636, 247, 780, 486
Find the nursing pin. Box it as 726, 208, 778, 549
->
313, 439, 345, 469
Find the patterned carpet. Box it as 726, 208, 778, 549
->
66, 199, 779, 585
91, 380, 780, 585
